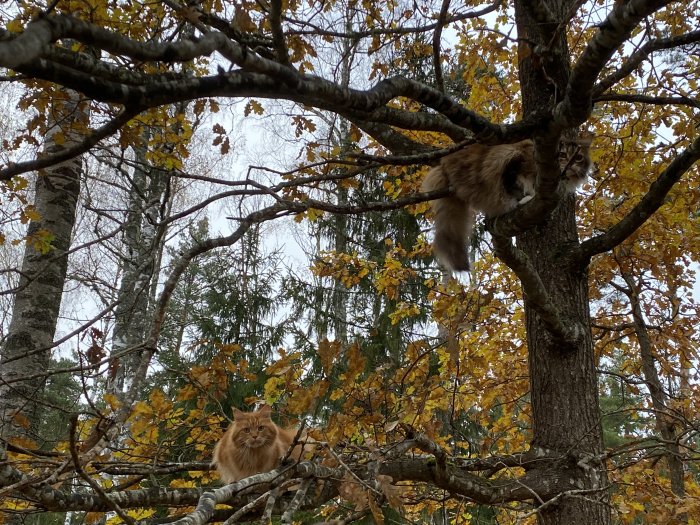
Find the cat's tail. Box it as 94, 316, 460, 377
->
422, 166, 473, 272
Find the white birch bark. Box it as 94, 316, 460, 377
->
107, 141, 169, 395
0, 89, 88, 451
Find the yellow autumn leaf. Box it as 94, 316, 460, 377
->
103, 393, 121, 411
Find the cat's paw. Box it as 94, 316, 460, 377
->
518, 194, 534, 204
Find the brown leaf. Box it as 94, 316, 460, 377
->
11, 411, 30, 429
367, 492, 384, 525
338, 474, 368, 511
377, 475, 403, 513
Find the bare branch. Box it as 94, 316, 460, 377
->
593, 29, 700, 97
349, 138, 474, 166
432, 0, 451, 93
594, 93, 700, 108
283, 0, 502, 40
272, 188, 451, 217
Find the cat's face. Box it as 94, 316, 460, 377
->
230, 407, 278, 449
558, 138, 592, 186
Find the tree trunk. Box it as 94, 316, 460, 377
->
0, 90, 87, 450
619, 267, 685, 503
108, 142, 168, 396
514, 2, 610, 523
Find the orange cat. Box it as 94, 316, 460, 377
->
212, 405, 308, 483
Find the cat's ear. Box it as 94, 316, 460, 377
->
256, 404, 272, 419
232, 408, 246, 420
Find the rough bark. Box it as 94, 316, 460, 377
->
0, 89, 88, 448
0, 89, 88, 525
513, 1, 610, 523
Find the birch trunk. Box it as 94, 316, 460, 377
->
0, 89, 88, 449
107, 142, 168, 395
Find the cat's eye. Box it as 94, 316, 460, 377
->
243, 428, 251, 433
258, 426, 265, 431
574, 153, 584, 161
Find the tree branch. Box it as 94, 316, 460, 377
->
347, 119, 444, 155
1, 15, 557, 146
274, 189, 452, 216
576, 134, 700, 262
491, 233, 584, 346
0, 105, 143, 181
269, 0, 292, 67
594, 93, 700, 108
431, 0, 451, 93
282, 0, 502, 40
593, 29, 700, 97
554, 0, 676, 127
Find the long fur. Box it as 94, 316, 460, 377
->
422, 138, 591, 272
212, 405, 308, 483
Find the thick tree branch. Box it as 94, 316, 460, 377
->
554, 0, 676, 127
0, 15, 556, 145
378, 457, 580, 504
0, 454, 581, 514
576, 134, 700, 263
0, 16, 228, 67
593, 29, 700, 97
15, 55, 546, 147
269, 0, 292, 67
491, 233, 584, 346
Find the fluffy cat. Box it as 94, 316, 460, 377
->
422, 138, 591, 272
212, 405, 309, 483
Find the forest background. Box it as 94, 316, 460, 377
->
0, 1, 699, 525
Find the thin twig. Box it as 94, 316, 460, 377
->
68, 415, 136, 525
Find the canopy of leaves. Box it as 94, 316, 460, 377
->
0, 1, 699, 525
